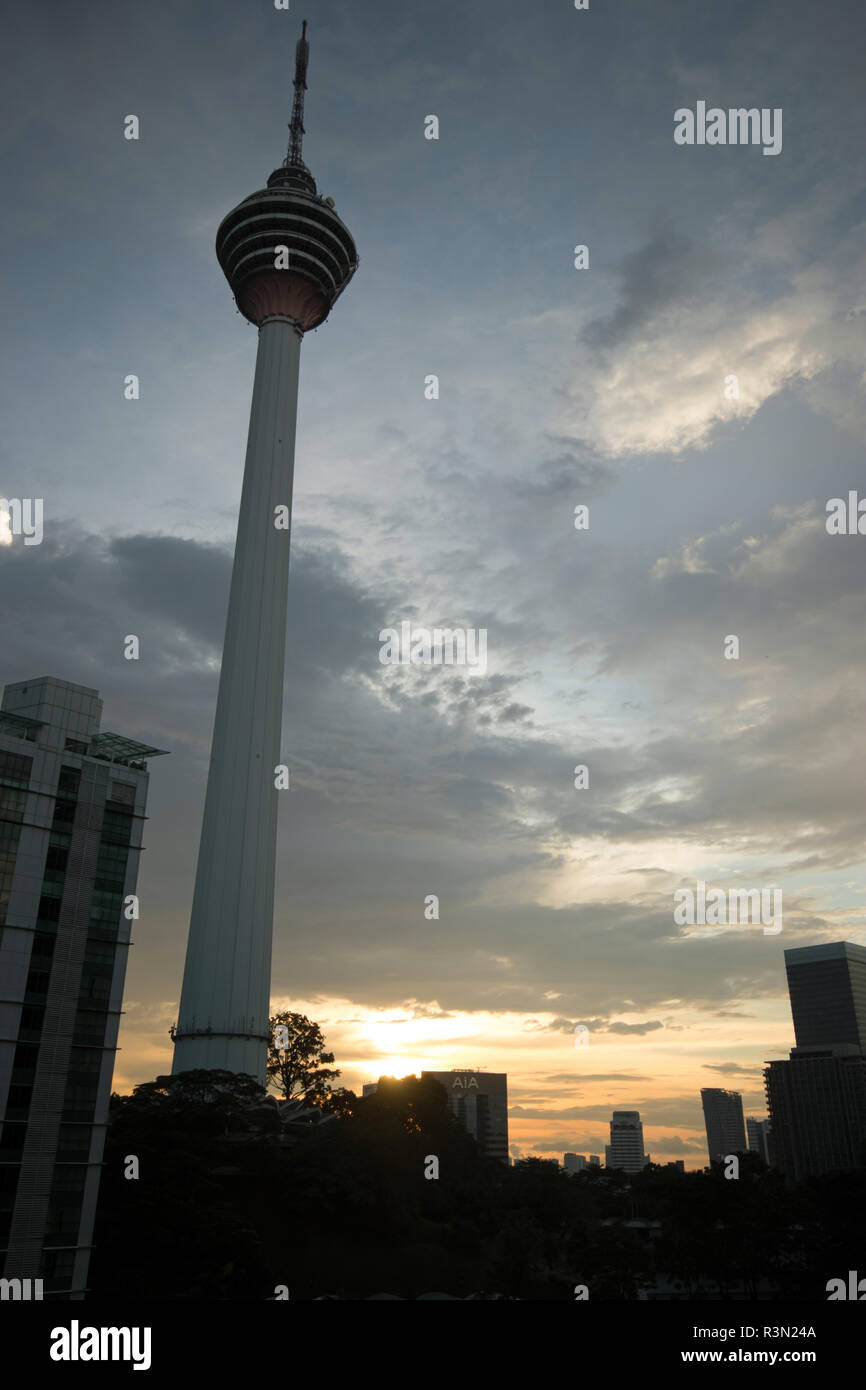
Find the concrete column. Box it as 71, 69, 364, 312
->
172, 316, 302, 1082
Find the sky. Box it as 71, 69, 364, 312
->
2, 0, 866, 1166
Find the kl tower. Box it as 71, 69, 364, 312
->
172, 21, 357, 1082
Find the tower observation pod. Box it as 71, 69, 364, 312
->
172, 22, 358, 1082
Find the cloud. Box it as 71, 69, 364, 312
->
604, 1021, 665, 1036
654, 1133, 707, 1155
544, 1073, 653, 1083
702, 1063, 765, 1078
651, 521, 742, 580
546, 1016, 665, 1037
567, 222, 866, 458
582, 228, 721, 353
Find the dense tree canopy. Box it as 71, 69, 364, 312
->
90, 1056, 866, 1300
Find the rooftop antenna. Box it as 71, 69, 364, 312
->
286, 19, 310, 168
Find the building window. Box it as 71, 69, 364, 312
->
24, 966, 50, 999
100, 808, 133, 846
56, 767, 81, 799
45, 845, 69, 873
40, 1249, 76, 1293
18, 1006, 45, 1041
0, 749, 33, 789
109, 781, 136, 806
36, 895, 61, 922
0, 1122, 25, 1154
56, 1126, 92, 1162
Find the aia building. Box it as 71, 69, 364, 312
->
422, 1070, 508, 1163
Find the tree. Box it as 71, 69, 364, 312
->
267, 1011, 341, 1104
92, 1070, 281, 1299
320, 1087, 357, 1117
111, 1069, 278, 1135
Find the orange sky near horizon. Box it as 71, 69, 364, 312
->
113, 992, 795, 1168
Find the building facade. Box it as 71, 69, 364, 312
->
785, 941, 866, 1050
421, 1071, 508, 1163
0, 677, 164, 1297
765, 942, 866, 1183
701, 1087, 747, 1164
765, 1047, 866, 1183
563, 1152, 588, 1172
605, 1111, 650, 1173
746, 1116, 771, 1164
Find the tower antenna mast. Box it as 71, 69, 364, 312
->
286, 18, 310, 167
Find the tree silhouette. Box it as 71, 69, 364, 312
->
267, 1010, 341, 1104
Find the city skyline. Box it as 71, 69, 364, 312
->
2, 0, 865, 1169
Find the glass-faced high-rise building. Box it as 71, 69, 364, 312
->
0, 677, 165, 1297
765, 942, 866, 1183
700, 1087, 747, 1164
784, 941, 866, 1051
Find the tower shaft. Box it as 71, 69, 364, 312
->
172, 317, 302, 1081
173, 19, 356, 1086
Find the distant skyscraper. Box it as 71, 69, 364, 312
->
765, 942, 866, 1183
171, 22, 358, 1083
701, 1087, 747, 1164
785, 942, 866, 1050
421, 1071, 508, 1163
746, 1116, 771, 1164
605, 1111, 650, 1172
0, 677, 165, 1297
563, 1152, 587, 1172
588, 1155, 600, 1166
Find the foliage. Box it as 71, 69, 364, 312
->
91, 1057, 866, 1300
266, 1011, 340, 1104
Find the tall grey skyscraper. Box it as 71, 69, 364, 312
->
765, 942, 866, 1183
701, 1087, 747, 1164
171, 23, 357, 1083
0, 677, 165, 1297
605, 1110, 650, 1172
